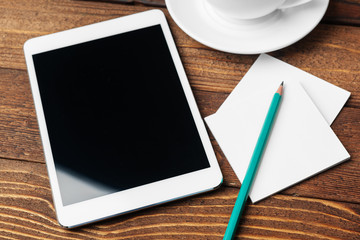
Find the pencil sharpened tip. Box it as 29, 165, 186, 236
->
276, 82, 284, 95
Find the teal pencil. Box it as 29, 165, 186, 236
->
223, 82, 284, 240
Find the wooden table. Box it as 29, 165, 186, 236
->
0, 0, 359, 239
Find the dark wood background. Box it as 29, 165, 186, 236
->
0, 0, 359, 239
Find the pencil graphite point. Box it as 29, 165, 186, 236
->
277, 82, 284, 95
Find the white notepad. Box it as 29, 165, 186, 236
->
205, 55, 351, 202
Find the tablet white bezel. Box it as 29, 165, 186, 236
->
24, 10, 222, 228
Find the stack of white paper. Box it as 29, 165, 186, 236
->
205, 54, 351, 203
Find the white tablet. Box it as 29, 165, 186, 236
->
24, 10, 222, 228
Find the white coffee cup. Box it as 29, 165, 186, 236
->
205, 0, 312, 20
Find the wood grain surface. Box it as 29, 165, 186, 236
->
0, 0, 359, 239
82, 0, 360, 26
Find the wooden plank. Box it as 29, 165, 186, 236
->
0, 158, 359, 239
324, 0, 360, 26
0, 67, 359, 204
0, 68, 44, 163
82, 0, 360, 26
87, 0, 167, 7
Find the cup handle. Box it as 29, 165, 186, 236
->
278, 0, 312, 9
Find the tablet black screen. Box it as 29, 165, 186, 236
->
33, 24, 210, 206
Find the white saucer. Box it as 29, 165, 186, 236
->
165, 0, 329, 54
